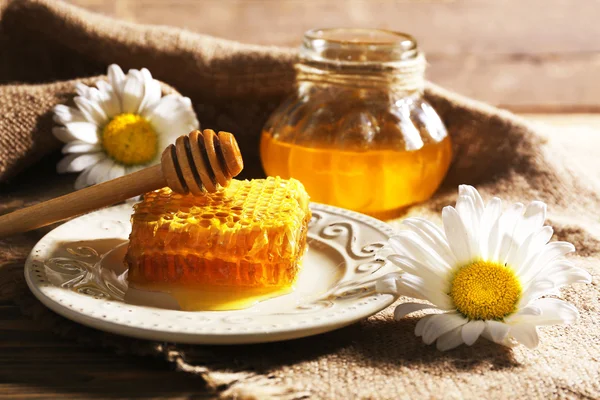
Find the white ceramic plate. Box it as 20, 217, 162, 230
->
25, 203, 398, 344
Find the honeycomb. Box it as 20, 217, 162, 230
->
126, 177, 311, 296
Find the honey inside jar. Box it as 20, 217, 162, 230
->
260, 29, 452, 218
261, 134, 451, 218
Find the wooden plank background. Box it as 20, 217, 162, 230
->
68, 0, 600, 111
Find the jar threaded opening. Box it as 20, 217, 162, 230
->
301, 28, 419, 64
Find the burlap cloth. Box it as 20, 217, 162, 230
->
0, 1, 598, 398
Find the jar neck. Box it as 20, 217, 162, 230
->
296, 28, 426, 94
295, 54, 426, 94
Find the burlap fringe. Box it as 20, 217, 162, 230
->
170, 352, 310, 400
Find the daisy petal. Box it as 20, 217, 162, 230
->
485, 320, 510, 344
75, 82, 93, 98
85, 158, 117, 186
74, 168, 92, 190
486, 203, 516, 263
436, 326, 465, 351
57, 122, 99, 144
455, 194, 480, 256
520, 279, 555, 306
388, 232, 452, 273
138, 68, 162, 113
94, 80, 111, 93
479, 197, 502, 259
458, 185, 485, 220
545, 263, 592, 286
524, 241, 576, 276
96, 80, 122, 118
105, 163, 126, 180
57, 153, 106, 173
461, 320, 485, 346
456, 194, 476, 227
538, 241, 576, 262
512, 226, 553, 275
145, 94, 199, 137
421, 312, 467, 345
62, 141, 102, 154
403, 217, 457, 265
375, 273, 402, 295
505, 304, 542, 324
415, 314, 434, 337
442, 206, 472, 265
515, 201, 547, 244
74, 96, 108, 126
394, 303, 438, 320
53, 105, 85, 125
495, 203, 525, 264
52, 127, 76, 144
510, 324, 539, 349
387, 279, 430, 301
108, 64, 126, 99
79, 85, 104, 108
121, 70, 145, 114
387, 254, 447, 291
516, 298, 579, 326
401, 274, 453, 310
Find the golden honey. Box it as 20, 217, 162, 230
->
126, 177, 311, 311
261, 134, 451, 218
130, 283, 296, 311
260, 28, 452, 218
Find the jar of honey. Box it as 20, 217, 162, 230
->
260, 28, 452, 218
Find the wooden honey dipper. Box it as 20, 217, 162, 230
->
0, 129, 243, 238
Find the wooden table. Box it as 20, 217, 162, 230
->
3, 0, 600, 397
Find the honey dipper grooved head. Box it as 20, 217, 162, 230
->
161, 129, 244, 194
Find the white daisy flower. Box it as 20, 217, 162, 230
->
377, 185, 592, 351
53, 64, 199, 189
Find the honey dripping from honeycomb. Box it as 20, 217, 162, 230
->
125, 177, 311, 311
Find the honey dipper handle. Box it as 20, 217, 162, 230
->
0, 164, 164, 238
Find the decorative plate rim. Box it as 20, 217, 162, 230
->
24, 202, 399, 344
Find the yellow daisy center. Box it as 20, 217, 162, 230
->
449, 260, 522, 320
101, 113, 158, 165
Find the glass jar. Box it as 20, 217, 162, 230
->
260, 28, 451, 218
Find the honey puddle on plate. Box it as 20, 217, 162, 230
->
128, 283, 295, 311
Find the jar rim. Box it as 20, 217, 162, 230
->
301, 28, 419, 63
